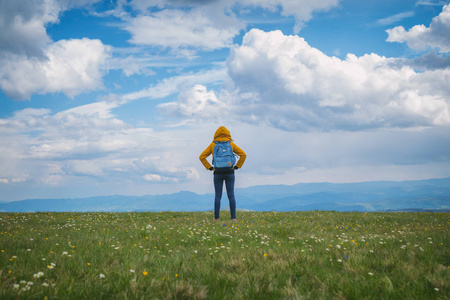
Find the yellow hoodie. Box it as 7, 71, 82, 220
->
199, 126, 247, 170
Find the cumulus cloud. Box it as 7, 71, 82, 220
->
0, 0, 111, 100
0, 0, 57, 56
0, 0, 101, 56
159, 84, 225, 118
410, 51, 450, 70
386, 4, 450, 53
0, 39, 112, 100
221, 29, 450, 131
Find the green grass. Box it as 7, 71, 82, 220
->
0, 211, 449, 299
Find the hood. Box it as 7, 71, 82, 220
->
213, 126, 232, 142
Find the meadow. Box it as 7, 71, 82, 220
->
0, 211, 448, 299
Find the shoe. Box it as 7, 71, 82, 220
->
232, 219, 237, 222
214, 218, 219, 221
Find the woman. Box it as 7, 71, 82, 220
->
199, 126, 246, 221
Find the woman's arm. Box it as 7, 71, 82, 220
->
199, 143, 214, 170
231, 143, 246, 168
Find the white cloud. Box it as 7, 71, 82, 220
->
119, 56, 156, 77
0, 177, 26, 184
126, 9, 243, 50
386, 4, 450, 53
159, 84, 225, 118
0, 38, 112, 100
122, 67, 227, 102
13, 108, 52, 119
223, 29, 450, 130
60, 102, 119, 119
143, 174, 163, 182
143, 167, 199, 183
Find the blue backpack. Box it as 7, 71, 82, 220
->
213, 141, 236, 170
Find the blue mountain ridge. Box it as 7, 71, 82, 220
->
0, 178, 449, 212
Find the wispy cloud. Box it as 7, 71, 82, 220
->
375, 11, 415, 26
416, 0, 450, 6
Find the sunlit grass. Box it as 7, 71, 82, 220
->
1, 211, 449, 299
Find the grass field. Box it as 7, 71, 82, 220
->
0, 211, 449, 299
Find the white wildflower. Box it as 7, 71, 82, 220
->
33, 272, 44, 279
98, 273, 105, 279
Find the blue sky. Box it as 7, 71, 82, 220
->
1, 0, 449, 201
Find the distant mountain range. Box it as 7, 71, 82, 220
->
1, 178, 449, 213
